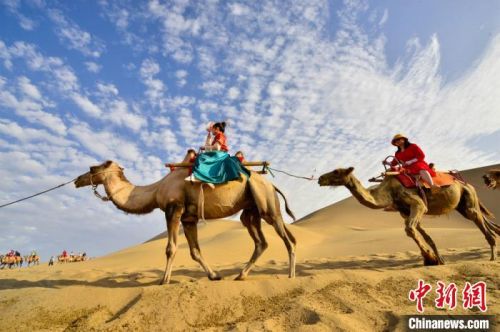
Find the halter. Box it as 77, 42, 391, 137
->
89, 170, 124, 202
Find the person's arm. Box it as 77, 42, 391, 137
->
404, 145, 425, 165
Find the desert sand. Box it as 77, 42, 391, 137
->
0, 165, 498, 331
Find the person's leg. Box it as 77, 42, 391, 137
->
420, 170, 439, 193
419, 170, 434, 186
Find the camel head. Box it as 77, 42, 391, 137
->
318, 167, 355, 187
74, 160, 124, 188
483, 169, 500, 190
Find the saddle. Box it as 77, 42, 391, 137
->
396, 171, 457, 189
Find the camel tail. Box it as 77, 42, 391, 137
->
480, 201, 495, 220
273, 185, 296, 222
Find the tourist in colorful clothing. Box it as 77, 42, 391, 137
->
188, 121, 249, 184
389, 134, 439, 192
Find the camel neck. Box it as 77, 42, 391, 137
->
102, 172, 160, 214
345, 175, 392, 209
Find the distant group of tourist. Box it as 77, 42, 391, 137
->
55, 250, 87, 264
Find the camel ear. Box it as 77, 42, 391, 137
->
347, 167, 354, 174
104, 160, 113, 167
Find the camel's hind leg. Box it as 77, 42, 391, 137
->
160, 203, 183, 285
456, 188, 497, 261
403, 203, 442, 266
182, 221, 222, 281
236, 208, 268, 281
264, 214, 296, 278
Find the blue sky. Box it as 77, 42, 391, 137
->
1, 0, 499, 258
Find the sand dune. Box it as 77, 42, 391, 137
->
0, 164, 499, 331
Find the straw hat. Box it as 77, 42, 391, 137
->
391, 133, 408, 145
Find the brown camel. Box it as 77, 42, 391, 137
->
58, 255, 70, 263
74, 151, 296, 284
318, 167, 500, 265
0, 255, 23, 269
26, 255, 40, 267
483, 169, 500, 190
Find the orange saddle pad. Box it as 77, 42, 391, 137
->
396, 171, 456, 188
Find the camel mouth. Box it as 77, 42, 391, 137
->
483, 175, 496, 189
317, 177, 330, 186
74, 173, 91, 188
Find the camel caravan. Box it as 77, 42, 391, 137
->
74, 124, 500, 284
57, 252, 87, 263
0, 250, 40, 269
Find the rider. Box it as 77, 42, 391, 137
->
187, 121, 249, 184
31, 249, 37, 257
389, 134, 439, 192
234, 151, 245, 163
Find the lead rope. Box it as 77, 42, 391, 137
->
0, 178, 77, 209
265, 166, 317, 181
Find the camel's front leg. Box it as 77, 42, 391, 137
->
236, 208, 268, 280
404, 205, 442, 266
417, 225, 445, 264
161, 203, 183, 285
182, 221, 222, 281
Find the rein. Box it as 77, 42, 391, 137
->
89, 170, 124, 202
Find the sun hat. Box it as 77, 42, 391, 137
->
391, 133, 407, 145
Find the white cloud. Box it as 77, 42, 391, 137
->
18, 76, 42, 100
228, 87, 240, 100
85, 61, 102, 73
69, 123, 140, 162
2, 0, 37, 31
0, 76, 67, 135
47, 9, 105, 58
200, 80, 225, 96
71, 93, 102, 117
379, 9, 389, 26
140, 59, 167, 109
175, 69, 187, 87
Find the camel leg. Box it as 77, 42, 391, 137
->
416, 225, 445, 264
160, 203, 183, 285
456, 194, 497, 261
182, 222, 222, 281
236, 208, 268, 281
264, 214, 296, 278
403, 205, 442, 266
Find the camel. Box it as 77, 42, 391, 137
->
25, 255, 40, 267
0, 255, 23, 269
483, 169, 500, 190
74, 151, 297, 284
58, 255, 70, 263
318, 167, 500, 265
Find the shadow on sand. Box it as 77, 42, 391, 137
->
0, 248, 490, 290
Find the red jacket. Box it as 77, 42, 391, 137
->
393, 143, 435, 176
212, 133, 229, 152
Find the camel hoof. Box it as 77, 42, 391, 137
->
423, 257, 441, 266
208, 273, 222, 281
234, 274, 246, 281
